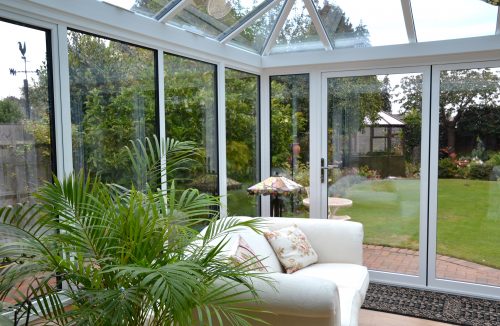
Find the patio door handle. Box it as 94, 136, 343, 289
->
321, 158, 336, 183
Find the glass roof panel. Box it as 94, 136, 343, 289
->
229, 0, 286, 53
103, 0, 171, 18
412, 0, 498, 42
169, 1, 229, 38
314, 0, 407, 49
270, 0, 323, 54
168, 0, 268, 39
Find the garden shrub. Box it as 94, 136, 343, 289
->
468, 163, 493, 180
438, 158, 459, 178
405, 162, 420, 178
486, 152, 500, 167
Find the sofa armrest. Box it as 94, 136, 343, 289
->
244, 273, 340, 319
266, 218, 364, 265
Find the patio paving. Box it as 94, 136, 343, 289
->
364, 244, 500, 287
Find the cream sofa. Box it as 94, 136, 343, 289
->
225, 217, 369, 326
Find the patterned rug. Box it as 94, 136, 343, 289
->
362, 283, 500, 326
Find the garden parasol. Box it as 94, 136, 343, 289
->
248, 176, 304, 217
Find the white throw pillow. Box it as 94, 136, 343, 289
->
264, 225, 318, 273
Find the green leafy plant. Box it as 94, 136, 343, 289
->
468, 162, 493, 180
438, 158, 459, 179
0, 137, 270, 325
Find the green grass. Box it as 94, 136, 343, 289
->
340, 178, 500, 269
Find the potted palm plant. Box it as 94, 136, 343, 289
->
0, 137, 269, 325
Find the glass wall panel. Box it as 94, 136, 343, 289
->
0, 19, 54, 306
164, 53, 218, 195
327, 73, 422, 275
436, 67, 500, 287
270, 74, 309, 217
69, 30, 156, 186
225, 68, 259, 216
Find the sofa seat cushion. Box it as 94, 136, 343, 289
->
293, 263, 369, 301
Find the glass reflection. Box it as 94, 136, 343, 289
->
69, 30, 157, 186
270, 74, 310, 218
0, 19, 54, 307
164, 53, 218, 195
327, 73, 422, 275
437, 67, 500, 287
225, 68, 259, 216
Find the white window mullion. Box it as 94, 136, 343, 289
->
156, 50, 167, 191
309, 71, 323, 219
54, 24, 73, 178
217, 63, 228, 217
260, 73, 271, 216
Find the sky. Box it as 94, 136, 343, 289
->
0, 21, 48, 100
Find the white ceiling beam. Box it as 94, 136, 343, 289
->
261, 35, 500, 69
157, 0, 192, 23
400, 0, 417, 43
303, 0, 332, 50
219, 0, 281, 43
262, 0, 296, 56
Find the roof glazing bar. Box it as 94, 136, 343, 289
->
218, 0, 281, 43
401, 0, 417, 43
496, 6, 500, 35
303, 0, 332, 50
183, 6, 230, 32
156, 0, 192, 22
262, 0, 296, 55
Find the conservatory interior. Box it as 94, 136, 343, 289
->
1, 0, 500, 324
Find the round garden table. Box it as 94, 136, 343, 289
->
302, 197, 353, 220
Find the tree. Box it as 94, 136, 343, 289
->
67, 31, 157, 186
456, 105, 500, 149
225, 69, 258, 182
380, 75, 392, 113
327, 75, 384, 165
439, 69, 499, 149
0, 97, 23, 124
402, 108, 421, 163
397, 69, 499, 150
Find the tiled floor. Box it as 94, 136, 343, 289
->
359, 309, 455, 325
364, 244, 500, 286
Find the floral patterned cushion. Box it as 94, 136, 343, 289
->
264, 225, 318, 273
229, 235, 268, 272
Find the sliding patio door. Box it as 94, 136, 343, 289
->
428, 61, 500, 299
321, 68, 430, 286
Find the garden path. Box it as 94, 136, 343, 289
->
364, 244, 500, 287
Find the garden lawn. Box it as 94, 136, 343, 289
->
340, 178, 500, 269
